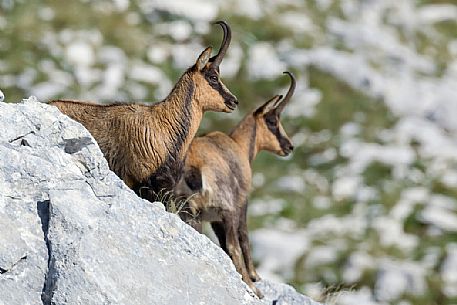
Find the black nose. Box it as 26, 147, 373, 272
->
225, 97, 238, 110
284, 143, 294, 154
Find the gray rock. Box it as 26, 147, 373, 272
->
256, 280, 323, 305
0, 97, 323, 305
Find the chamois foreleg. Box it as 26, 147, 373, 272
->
238, 201, 260, 282
211, 221, 227, 252
189, 220, 203, 233
222, 212, 263, 298
178, 202, 203, 233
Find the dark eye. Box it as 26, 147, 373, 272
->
209, 75, 218, 83
266, 116, 276, 127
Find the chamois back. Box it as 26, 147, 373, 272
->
50, 21, 238, 197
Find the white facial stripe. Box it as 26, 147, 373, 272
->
278, 124, 288, 141
220, 81, 229, 93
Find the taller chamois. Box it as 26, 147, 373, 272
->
175, 72, 296, 298
51, 21, 237, 197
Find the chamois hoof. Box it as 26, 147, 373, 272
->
250, 272, 261, 282
253, 287, 264, 299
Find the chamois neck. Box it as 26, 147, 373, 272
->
155, 71, 203, 160
158, 72, 203, 121
230, 115, 258, 163
163, 73, 194, 106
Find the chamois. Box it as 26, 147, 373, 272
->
175, 72, 296, 298
51, 21, 237, 198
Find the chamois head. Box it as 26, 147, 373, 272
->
254, 71, 296, 156
191, 21, 238, 112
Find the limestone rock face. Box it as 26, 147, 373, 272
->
0, 97, 323, 305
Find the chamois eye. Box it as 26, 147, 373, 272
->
266, 117, 276, 126
209, 75, 218, 83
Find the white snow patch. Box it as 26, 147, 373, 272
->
441, 170, 457, 188
401, 187, 429, 203
307, 214, 367, 238
252, 172, 265, 188
32, 82, 68, 100
113, 0, 129, 11
276, 175, 305, 192
340, 140, 415, 176
343, 251, 374, 283
147, 45, 170, 64
218, 42, 243, 78
441, 243, 457, 297
248, 43, 286, 79
315, 0, 333, 11
65, 41, 95, 67
98, 46, 127, 64
280, 12, 316, 33
284, 87, 321, 118
417, 4, 457, 24
140, 0, 218, 21
336, 286, 381, 305
332, 176, 360, 200
156, 20, 193, 42
249, 198, 285, 216
128, 63, 163, 84
171, 43, 205, 69
313, 196, 331, 210
38, 7, 55, 21
251, 228, 308, 280
372, 217, 418, 252
227, 0, 262, 19
95, 64, 126, 99
420, 205, 457, 232
305, 246, 338, 267
356, 186, 378, 202
375, 259, 426, 301
340, 122, 361, 138
303, 169, 330, 193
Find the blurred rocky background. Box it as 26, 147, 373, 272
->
1, 0, 456, 304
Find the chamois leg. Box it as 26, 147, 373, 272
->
178, 204, 203, 233
190, 220, 203, 233
222, 213, 263, 298
238, 202, 260, 282
211, 221, 227, 252
181, 214, 202, 233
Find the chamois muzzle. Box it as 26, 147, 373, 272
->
281, 141, 294, 156
276, 71, 296, 114
225, 96, 238, 111
210, 20, 231, 69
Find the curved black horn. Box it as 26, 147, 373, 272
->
210, 21, 231, 69
277, 71, 296, 113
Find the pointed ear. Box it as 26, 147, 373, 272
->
195, 47, 212, 71
254, 95, 283, 116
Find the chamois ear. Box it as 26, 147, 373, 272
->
254, 95, 283, 117
195, 47, 213, 71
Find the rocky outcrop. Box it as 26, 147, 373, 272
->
0, 97, 323, 305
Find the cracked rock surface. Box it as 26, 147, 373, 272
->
0, 97, 323, 305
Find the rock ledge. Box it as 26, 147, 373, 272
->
0, 97, 323, 305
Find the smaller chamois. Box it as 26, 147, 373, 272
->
175, 72, 296, 298
50, 21, 237, 199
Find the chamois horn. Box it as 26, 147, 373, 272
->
210, 20, 231, 69
277, 71, 296, 113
